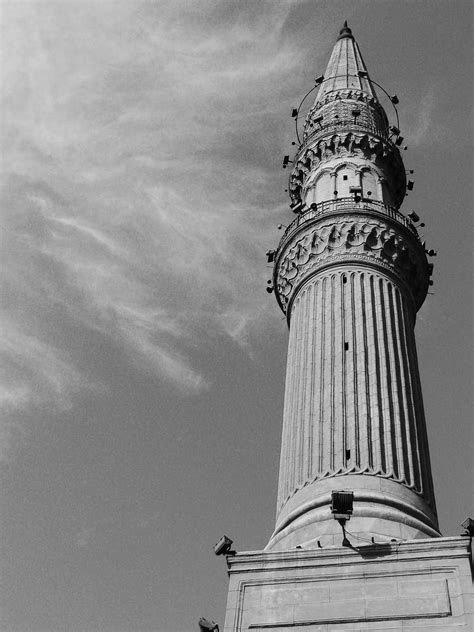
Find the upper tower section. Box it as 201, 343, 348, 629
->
309, 21, 379, 111
288, 23, 406, 212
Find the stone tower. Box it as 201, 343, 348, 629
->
222, 24, 473, 631
267, 20, 438, 551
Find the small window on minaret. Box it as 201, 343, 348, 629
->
343, 175, 348, 181
344, 342, 349, 350
346, 449, 351, 460
342, 275, 347, 283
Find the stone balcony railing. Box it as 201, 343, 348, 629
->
278, 197, 419, 249
300, 118, 391, 151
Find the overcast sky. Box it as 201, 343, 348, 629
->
1, 1, 472, 631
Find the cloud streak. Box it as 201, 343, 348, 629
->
1, 0, 302, 436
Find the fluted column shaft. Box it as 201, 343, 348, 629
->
277, 268, 435, 514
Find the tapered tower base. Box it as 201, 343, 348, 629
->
223, 536, 473, 631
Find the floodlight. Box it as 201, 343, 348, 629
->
331, 491, 353, 547
266, 250, 276, 263
408, 211, 419, 222
214, 535, 233, 556
331, 490, 354, 521
291, 200, 304, 214
199, 617, 219, 632
314, 75, 324, 85
461, 517, 474, 536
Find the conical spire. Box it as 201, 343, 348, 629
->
337, 20, 353, 40
314, 23, 378, 106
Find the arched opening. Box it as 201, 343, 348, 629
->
361, 168, 379, 201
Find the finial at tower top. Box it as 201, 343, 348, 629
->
337, 20, 354, 40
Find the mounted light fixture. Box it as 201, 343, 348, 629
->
331, 490, 354, 547
214, 535, 234, 556
266, 250, 276, 263
290, 200, 304, 214
331, 490, 354, 521
461, 517, 474, 537
199, 617, 219, 632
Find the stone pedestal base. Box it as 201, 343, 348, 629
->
223, 536, 473, 631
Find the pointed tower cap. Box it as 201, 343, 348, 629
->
337, 20, 354, 40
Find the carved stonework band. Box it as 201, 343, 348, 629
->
275, 212, 429, 315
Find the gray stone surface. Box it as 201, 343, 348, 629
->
223, 537, 473, 631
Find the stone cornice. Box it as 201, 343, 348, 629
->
226, 536, 472, 574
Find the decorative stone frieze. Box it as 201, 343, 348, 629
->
275, 213, 428, 314
289, 131, 406, 207
304, 95, 388, 143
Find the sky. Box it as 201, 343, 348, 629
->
1, 1, 472, 631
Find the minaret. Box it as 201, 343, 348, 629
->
266, 21, 439, 550
222, 24, 473, 632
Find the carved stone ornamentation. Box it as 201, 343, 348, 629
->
275, 213, 428, 314
289, 130, 406, 207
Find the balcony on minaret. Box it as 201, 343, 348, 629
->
289, 21, 407, 218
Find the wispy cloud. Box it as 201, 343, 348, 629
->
1, 0, 302, 435
0, 318, 88, 414
401, 86, 449, 147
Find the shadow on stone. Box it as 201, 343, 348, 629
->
356, 543, 393, 558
